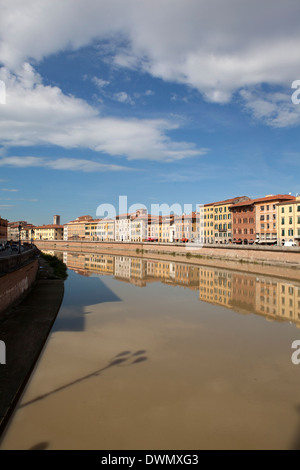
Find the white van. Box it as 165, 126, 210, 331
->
284, 240, 297, 247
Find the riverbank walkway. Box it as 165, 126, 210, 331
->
0, 257, 64, 439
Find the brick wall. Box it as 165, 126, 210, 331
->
0, 259, 38, 316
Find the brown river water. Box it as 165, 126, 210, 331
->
1, 251, 300, 450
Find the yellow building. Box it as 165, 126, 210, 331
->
65, 215, 93, 240
84, 253, 115, 275
277, 196, 300, 245
198, 203, 215, 243
198, 197, 250, 244
34, 224, 64, 241
20, 224, 35, 242
84, 219, 115, 241
199, 266, 233, 307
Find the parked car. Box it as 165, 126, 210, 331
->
0, 244, 4, 251
11, 244, 18, 251
284, 240, 297, 247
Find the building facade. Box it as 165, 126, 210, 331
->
0, 217, 8, 244
20, 224, 35, 242
277, 196, 300, 245
34, 224, 64, 241
65, 215, 93, 240
174, 212, 196, 242
95, 219, 115, 241
198, 197, 249, 244
255, 195, 295, 243
7, 221, 27, 241
213, 197, 250, 243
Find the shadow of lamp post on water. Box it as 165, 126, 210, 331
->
19, 350, 148, 409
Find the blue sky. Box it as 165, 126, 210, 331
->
0, 0, 300, 225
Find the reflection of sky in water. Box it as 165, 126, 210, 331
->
52, 270, 121, 332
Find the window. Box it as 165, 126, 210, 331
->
281, 229, 285, 236
281, 207, 285, 213
288, 229, 294, 236
289, 206, 293, 212
266, 205, 269, 210
261, 206, 264, 211
281, 218, 285, 225
289, 217, 293, 224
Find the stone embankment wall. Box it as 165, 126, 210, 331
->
0, 248, 39, 316
35, 240, 300, 265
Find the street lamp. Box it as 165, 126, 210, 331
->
31, 228, 34, 248
18, 224, 21, 254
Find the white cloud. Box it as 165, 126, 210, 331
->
113, 91, 134, 105
0, 156, 133, 172
92, 77, 110, 89
0, 64, 204, 161
1, 0, 300, 108
240, 88, 300, 127
1, 188, 19, 192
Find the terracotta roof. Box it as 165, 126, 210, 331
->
85, 219, 102, 224
275, 199, 300, 206
230, 194, 295, 208
200, 196, 250, 207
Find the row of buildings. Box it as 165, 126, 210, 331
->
5, 193, 300, 246
53, 251, 300, 328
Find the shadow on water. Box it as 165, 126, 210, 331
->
29, 441, 49, 450
18, 350, 148, 409
290, 404, 300, 450
52, 270, 122, 333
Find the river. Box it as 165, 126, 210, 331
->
1, 251, 300, 450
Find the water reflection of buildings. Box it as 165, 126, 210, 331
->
62, 251, 300, 328
199, 266, 300, 327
